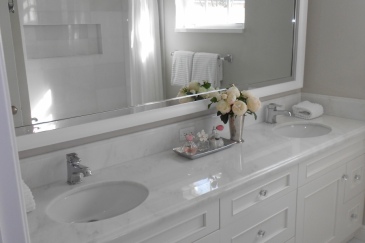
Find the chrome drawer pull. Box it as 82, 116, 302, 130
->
354, 175, 361, 181
257, 230, 266, 238
342, 174, 349, 181
259, 189, 268, 198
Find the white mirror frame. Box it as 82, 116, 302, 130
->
16, 0, 307, 154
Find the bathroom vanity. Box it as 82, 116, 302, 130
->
26, 115, 365, 243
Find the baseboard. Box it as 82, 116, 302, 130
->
355, 225, 365, 241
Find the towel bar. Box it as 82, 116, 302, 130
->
170, 52, 233, 63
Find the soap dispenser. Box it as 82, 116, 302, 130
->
209, 127, 224, 149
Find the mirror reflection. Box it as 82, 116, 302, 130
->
5, 0, 296, 133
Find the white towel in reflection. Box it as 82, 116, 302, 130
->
171, 51, 195, 86
191, 52, 223, 88
21, 180, 35, 213
292, 101, 324, 119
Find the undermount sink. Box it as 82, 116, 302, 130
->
47, 181, 149, 223
273, 122, 332, 138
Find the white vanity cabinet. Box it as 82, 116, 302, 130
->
296, 142, 365, 243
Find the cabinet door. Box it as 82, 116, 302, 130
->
338, 192, 365, 243
296, 165, 346, 243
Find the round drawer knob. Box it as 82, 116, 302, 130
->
351, 214, 358, 220
259, 189, 268, 197
11, 105, 18, 115
257, 230, 266, 238
354, 175, 361, 181
342, 174, 349, 181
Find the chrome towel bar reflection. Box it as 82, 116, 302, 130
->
8, 0, 15, 13
170, 51, 233, 63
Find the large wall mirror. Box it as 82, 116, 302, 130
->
0, 0, 307, 152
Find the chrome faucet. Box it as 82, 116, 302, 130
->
66, 153, 92, 185
265, 103, 292, 124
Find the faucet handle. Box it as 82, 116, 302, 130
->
267, 103, 282, 109
66, 153, 81, 164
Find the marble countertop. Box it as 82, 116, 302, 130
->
27, 115, 365, 243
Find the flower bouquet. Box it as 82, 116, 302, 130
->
177, 81, 216, 103
208, 84, 261, 142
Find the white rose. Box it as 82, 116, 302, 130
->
247, 96, 261, 112
241, 90, 254, 98
232, 100, 248, 116
209, 92, 221, 101
177, 91, 194, 104
221, 93, 228, 100
205, 87, 216, 98
227, 86, 240, 98
216, 100, 231, 114
188, 81, 200, 92
226, 93, 236, 105
198, 87, 208, 98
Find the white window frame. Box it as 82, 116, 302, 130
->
175, 0, 245, 33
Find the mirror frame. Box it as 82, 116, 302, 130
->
15, 0, 308, 154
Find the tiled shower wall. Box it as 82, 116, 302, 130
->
17, 0, 130, 123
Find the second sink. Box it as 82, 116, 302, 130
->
273, 122, 332, 138
47, 181, 149, 223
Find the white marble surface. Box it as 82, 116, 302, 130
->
26, 115, 365, 243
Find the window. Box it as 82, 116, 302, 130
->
175, 0, 245, 33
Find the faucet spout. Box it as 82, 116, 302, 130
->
67, 153, 92, 185
265, 103, 292, 124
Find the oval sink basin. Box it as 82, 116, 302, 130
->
47, 181, 148, 223
273, 123, 332, 138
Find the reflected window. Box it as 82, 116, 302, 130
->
175, 0, 245, 33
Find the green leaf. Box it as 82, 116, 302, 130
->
220, 113, 229, 124
202, 81, 211, 89
210, 97, 218, 103
253, 112, 257, 120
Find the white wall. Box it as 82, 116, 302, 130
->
303, 0, 365, 100
16, 0, 130, 124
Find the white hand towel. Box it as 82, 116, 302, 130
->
191, 52, 223, 88
21, 180, 35, 213
292, 101, 324, 120
171, 51, 195, 86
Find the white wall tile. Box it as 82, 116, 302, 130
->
18, 0, 129, 123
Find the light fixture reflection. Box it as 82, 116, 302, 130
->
182, 173, 222, 200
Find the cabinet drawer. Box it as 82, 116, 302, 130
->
221, 166, 297, 227
345, 154, 365, 202
118, 200, 219, 243
220, 190, 296, 243
339, 192, 365, 243
194, 230, 220, 243
298, 140, 365, 186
